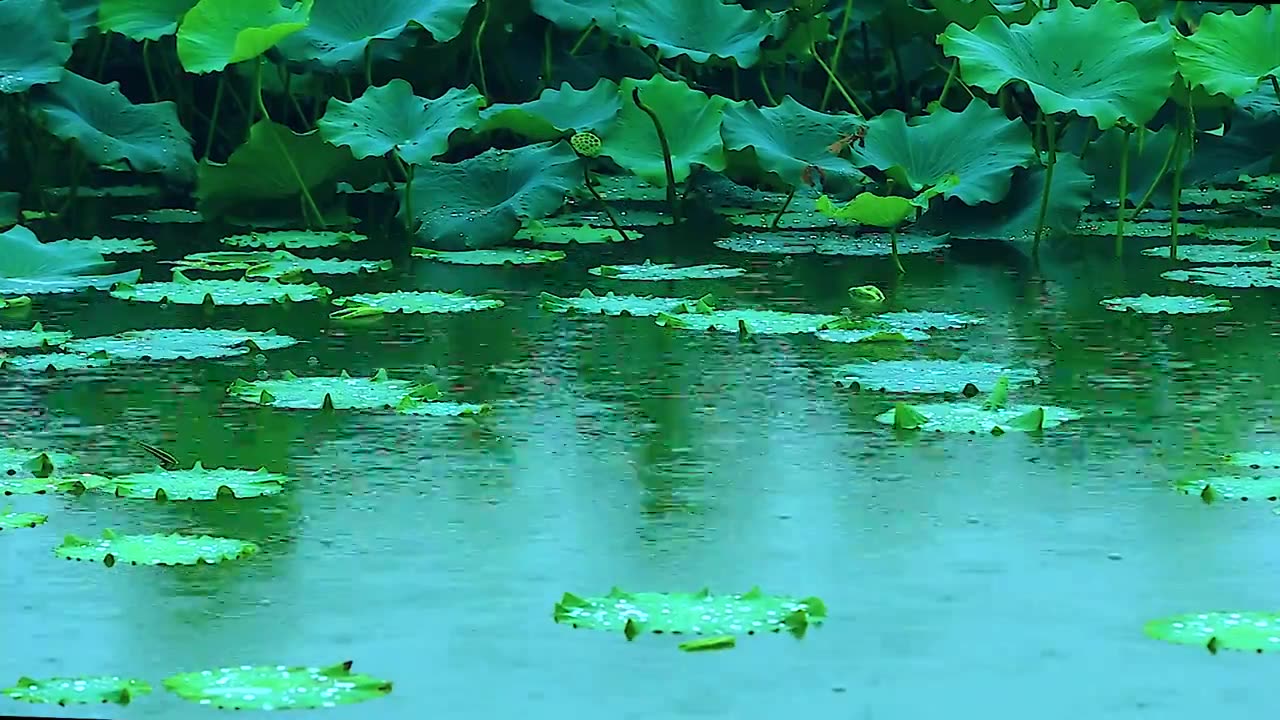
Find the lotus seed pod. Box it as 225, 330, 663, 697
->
570, 132, 602, 158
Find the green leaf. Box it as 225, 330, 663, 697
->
1224, 451, 1280, 470
1, 352, 110, 372
982, 376, 1011, 409
405, 142, 582, 250
0, 224, 140, 294
331, 291, 504, 315
854, 100, 1034, 204
3, 675, 152, 705
65, 328, 297, 360
1175, 7, 1280, 100
1141, 242, 1280, 265
875, 400, 1080, 433
554, 587, 826, 636
836, 359, 1040, 394
104, 462, 291, 500
412, 247, 565, 265
109, 271, 331, 305
0, 0, 71, 94
98, 0, 198, 41
815, 327, 929, 344
113, 208, 203, 224
0, 448, 78, 478
539, 289, 710, 317
164, 662, 392, 710
318, 80, 483, 164
54, 529, 259, 566
395, 397, 490, 417
722, 206, 842, 230
478, 79, 622, 142
1175, 476, 1280, 502
941, 0, 1176, 129
1162, 265, 1280, 289
220, 229, 367, 249
228, 370, 435, 410
679, 636, 737, 652
925, 153, 1093, 241
0, 322, 70, 349
239, 254, 389, 280
873, 311, 984, 331
1, 473, 106, 495
0, 510, 47, 530
47, 236, 156, 255
657, 309, 844, 335
1180, 187, 1269, 207
197, 121, 351, 219
600, 76, 730, 187
715, 230, 949, 256
817, 193, 918, 228
531, 0, 616, 32
515, 223, 625, 245
1100, 294, 1232, 315
177, 0, 314, 74
588, 261, 744, 281
721, 96, 866, 191
617, 0, 783, 68
279, 0, 479, 67
892, 402, 929, 429
1145, 611, 1280, 653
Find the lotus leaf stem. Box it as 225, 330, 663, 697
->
395, 156, 415, 234
770, 189, 796, 229
363, 45, 373, 88
939, 60, 958, 105
474, 0, 491, 99
1115, 128, 1132, 258
1127, 129, 1180, 221
759, 69, 777, 106
542, 25, 553, 88
630, 87, 681, 222
1272, 76, 1280, 104
1170, 115, 1187, 260
583, 166, 629, 241
254, 58, 325, 229
92, 34, 111, 80
1032, 112, 1057, 257
890, 227, 905, 275
810, 43, 865, 118
142, 40, 159, 102
203, 74, 225, 159
569, 21, 597, 55
820, 0, 856, 111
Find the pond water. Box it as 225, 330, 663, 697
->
3, 212, 1279, 719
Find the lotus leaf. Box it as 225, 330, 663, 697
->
331, 291, 504, 315
405, 142, 582, 249
941, 0, 1176, 130
515, 224, 623, 245
815, 327, 930, 343
1145, 611, 1280, 653
46, 184, 162, 199
589, 261, 745, 281
1162, 265, 1280, 289
279, 0, 480, 67
713, 233, 824, 254
0, 296, 32, 310
30, 72, 196, 183
600, 76, 730, 187
1100, 294, 1231, 315
540, 289, 710, 317
229, 369, 435, 410
1075, 220, 1190, 239
657, 309, 844, 334
554, 587, 827, 636
531, 0, 617, 32
1174, 7, 1280, 100
1175, 476, 1280, 502
110, 271, 331, 305
1201, 227, 1278, 244
0, 322, 70, 349
679, 636, 736, 652
0, 0, 71, 94
616, 0, 783, 68
198, 121, 352, 219
548, 207, 669, 229
835, 360, 1039, 393
0, 225, 141, 294
65, 328, 298, 360
478, 79, 622, 142
1241, 174, 1280, 193
715, 231, 949, 256
0, 448, 77, 477
720, 96, 866, 191
874, 311, 985, 331
412, 247, 566, 265
3, 675, 152, 705
874, 401, 1081, 433
396, 397, 490, 416
59, 0, 97, 40
113, 208, 203, 224
221, 229, 367, 249
179, 252, 389, 279
1, 352, 109, 372
56, 529, 259, 566
855, 100, 1033, 205
318, 80, 483, 164
105, 462, 291, 500
47, 237, 156, 255
163, 661, 392, 710
1225, 451, 1280, 470
177, 0, 314, 74
1, 473, 106, 495
719, 207, 843, 230
98, 0, 199, 40
1180, 188, 1269, 207
585, 174, 668, 203
0, 510, 46, 529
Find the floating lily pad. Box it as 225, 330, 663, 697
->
874, 310, 985, 331
1074, 220, 1183, 238
514, 224, 626, 245
874, 401, 1081, 433
1224, 451, 1280, 470
725, 208, 844, 230
815, 327, 930, 344
221, 230, 367, 249
55, 529, 259, 566
64, 328, 297, 361
175, 252, 391, 280
657, 309, 845, 335
1198, 227, 1277, 244
554, 587, 826, 637
589, 261, 745, 281
1144, 611, 1280, 653
544, 208, 670, 229
2, 675, 152, 705
583, 174, 667, 203
1, 474, 108, 495
110, 271, 331, 305
1100, 294, 1232, 315
46, 237, 156, 255
1161, 265, 1280, 289
0, 448, 77, 477
396, 398, 490, 417
835, 360, 1039, 394
228, 369, 436, 410
0, 352, 110, 372
45, 184, 162, 199
330, 291, 504, 316
714, 231, 950, 256
112, 208, 203, 224
712, 233, 821, 255
1142, 242, 1280, 265
0, 296, 32, 310
1180, 188, 1269, 207
163, 661, 392, 710
0, 510, 47, 530
0, 322, 71, 349
104, 462, 291, 500
411, 247, 566, 265
1175, 476, 1280, 502
539, 289, 710, 317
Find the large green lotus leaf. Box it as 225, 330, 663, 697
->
1, 473, 108, 495
818, 193, 918, 228
0, 225, 140, 294
110, 271, 331, 305
406, 142, 582, 250
1, 352, 110, 372
1145, 612, 1280, 653
58, 0, 97, 41
600, 76, 730, 187
1175, 7, 1280, 100
105, 462, 291, 500
221, 229, 366, 249
589, 261, 745, 281
855, 100, 1033, 205
479, 80, 621, 143
279, 0, 479, 67
874, 401, 1081, 433
714, 230, 950, 256
721, 97, 866, 191
412, 247, 565, 265
874, 311, 985, 331
113, 208, 203, 224
1100, 294, 1231, 315
616, 0, 783, 68
941, 0, 1176, 130
514, 223, 624, 245
1175, 476, 1280, 502
835, 359, 1039, 394
3, 676, 152, 705
56, 529, 259, 566
0, 322, 70, 349
229, 369, 435, 410
656, 309, 845, 335
540, 289, 710, 317
1162, 265, 1280, 289
65, 328, 297, 360
924, 154, 1093, 241
318, 80, 483, 164
197, 121, 351, 218
554, 587, 827, 636
177, 0, 314, 73
98, 0, 199, 40
164, 661, 392, 710
47, 237, 156, 255
31, 72, 197, 183
0, 0, 70, 94
0, 510, 47, 530
530, 0, 616, 32
1143, 242, 1280, 264
0, 447, 78, 477
331, 291, 504, 315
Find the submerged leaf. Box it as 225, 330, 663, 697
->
164, 662, 392, 710
55, 529, 259, 566
554, 587, 826, 636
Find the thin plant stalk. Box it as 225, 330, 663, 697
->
394, 155, 415, 234
1032, 113, 1057, 256
820, 0, 856, 111
1170, 118, 1186, 260
473, 0, 491, 99
583, 166, 629, 242
1127, 129, 1180, 220
1114, 128, 1132, 258
1272, 75, 1280, 103
363, 45, 374, 88
203, 73, 225, 159
759, 68, 777, 105
142, 40, 160, 102
890, 227, 904, 274
254, 58, 325, 228
771, 189, 796, 228
810, 43, 865, 117
569, 21, 597, 55
939, 60, 960, 105
542, 25, 553, 88
631, 87, 680, 222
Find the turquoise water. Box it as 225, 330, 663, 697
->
2, 214, 1279, 718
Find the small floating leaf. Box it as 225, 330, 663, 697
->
836, 360, 1040, 394
163, 661, 392, 710
110, 271, 331, 305
113, 208, 203, 224
0, 511, 47, 530
330, 291, 504, 316
46, 236, 157, 255
54, 529, 258, 566
554, 587, 826, 637
104, 462, 291, 500
539, 289, 710, 317
220, 230, 367, 249
874, 401, 1080, 434
515, 223, 625, 245
1, 474, 107, 495
228, 370, 434, 410
0, 322, 71, 349
65, 328, 298, 361
1174, 476, 1280, 502
1100, 294, 1232, 315
0, 352, 110, 372
1144, 611, 1280, 653
0, 448, 78, 478
1161, 265, 1280, 289
892, 402, 929, 429
3, 675, 152, 705
588, 261, 745, 281
412, 247, 566, 265
657, 309, 845, 335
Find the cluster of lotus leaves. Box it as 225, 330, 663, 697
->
55, 529, 258, 567
554, 587, 827, 638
